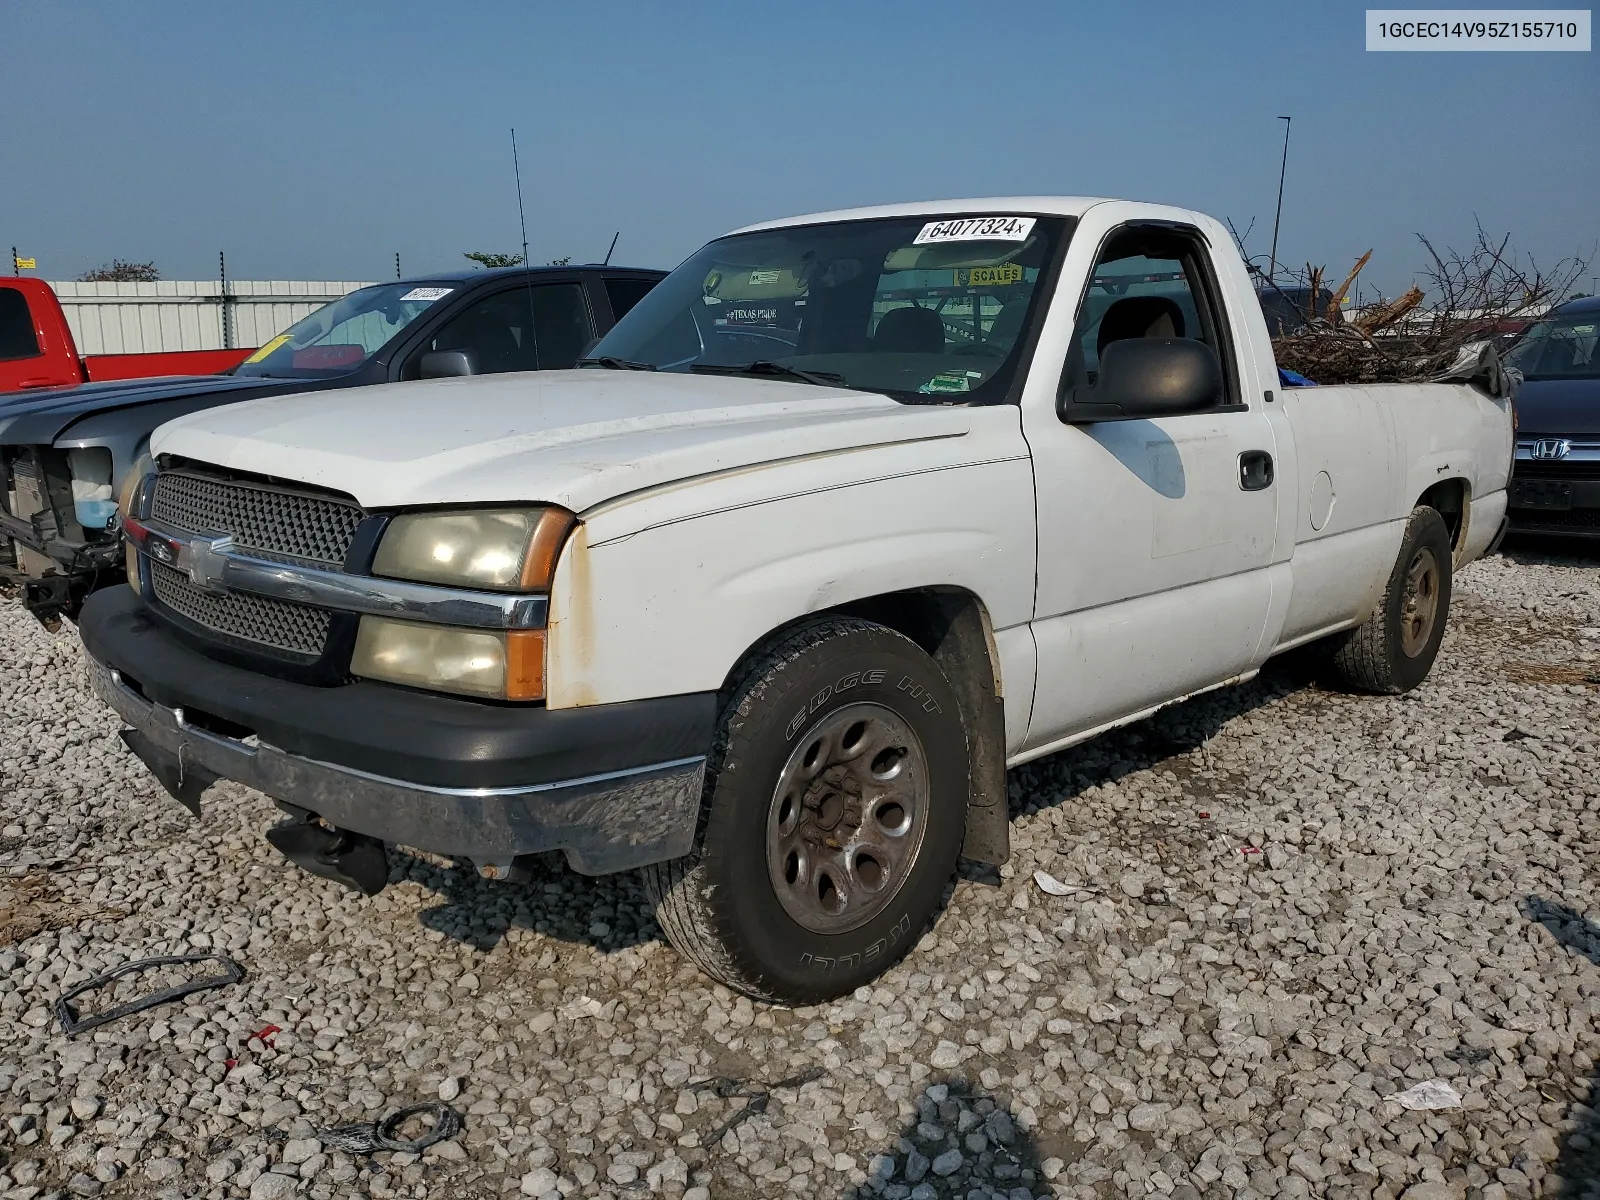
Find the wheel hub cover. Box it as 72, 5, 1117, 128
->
766, 702, 929, 935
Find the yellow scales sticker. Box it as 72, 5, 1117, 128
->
960, 263, 1023, 288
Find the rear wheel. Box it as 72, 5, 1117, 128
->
1328, 506, 1453, 694
645, 617, 968, 1004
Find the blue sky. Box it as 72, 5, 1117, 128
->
3, 1, 1595, 296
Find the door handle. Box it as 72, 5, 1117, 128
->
1238, 450, 1274, 491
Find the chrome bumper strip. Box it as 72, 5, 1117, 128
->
89, 659, 705, 875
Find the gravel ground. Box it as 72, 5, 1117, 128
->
1, 541, 1597, 1200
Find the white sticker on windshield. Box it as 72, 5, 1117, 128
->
913, 216, 1036, 245
400, 287, 454, 302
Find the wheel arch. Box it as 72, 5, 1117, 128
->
1415, 477, 1472, 565
720, 586, 1010, 867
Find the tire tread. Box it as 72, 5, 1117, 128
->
1329, 506, 1452, 694
644, 616, 907, 1003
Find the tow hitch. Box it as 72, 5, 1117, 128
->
266, 805, 389, 896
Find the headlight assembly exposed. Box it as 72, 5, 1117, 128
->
351, 618, 545, 701
67, 448, 116, 529
373, 507, 573, 591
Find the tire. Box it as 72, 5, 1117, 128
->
1329, 506, 1454, 694
644, 616, 968, 1004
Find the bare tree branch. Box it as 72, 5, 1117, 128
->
1272, 227, 1593, 384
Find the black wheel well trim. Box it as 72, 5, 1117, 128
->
720, 586, 1010, 867
1415, 477, 1471, 563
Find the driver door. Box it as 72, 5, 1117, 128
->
402, 283, 595, 378
1019, 207, 1281, 752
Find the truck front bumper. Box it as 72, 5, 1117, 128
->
79, 586, 714, 876
1507, 469, 1600, 538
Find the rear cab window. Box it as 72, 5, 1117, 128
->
0, 287, 42, 361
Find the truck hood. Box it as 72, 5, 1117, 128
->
0, 374, 323, 447
152, 370, 973, 513
1515, 377, 1600, 439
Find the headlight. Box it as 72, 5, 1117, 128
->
116, 449, 155, 595
116, 449, 155, 522
351, 618, 545, 701
373, 507, 573, 591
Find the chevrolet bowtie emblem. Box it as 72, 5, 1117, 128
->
181, 535, 235, 594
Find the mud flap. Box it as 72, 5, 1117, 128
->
265, 806, 389, 896
119, 728, 217, 816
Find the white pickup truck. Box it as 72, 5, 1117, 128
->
80, 198, 1513, 1003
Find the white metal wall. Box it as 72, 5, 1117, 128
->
48, 280, 377, 354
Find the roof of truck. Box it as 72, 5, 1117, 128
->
729, 196, 1122, 235
392, 265, 666, 286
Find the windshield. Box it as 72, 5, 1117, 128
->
587, 214, 1069, 402
1504, 310, 1600, 380
231, 283, 455, 378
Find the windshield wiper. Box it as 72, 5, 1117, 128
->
690, 361, 848, 388
577, 356, 658, 371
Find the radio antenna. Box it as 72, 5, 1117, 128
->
603, 231, 619, 266
511, 128, 531, 269
510, 127, 541, 365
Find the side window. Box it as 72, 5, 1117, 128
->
416, 283, 593, 376
604, 276, 658, 322
0, 288, 42, 361
527, 283, 595, 370
1063, 226, 1236, 405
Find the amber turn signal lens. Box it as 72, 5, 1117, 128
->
520, 510, 576, 590
503, 629, 546, 701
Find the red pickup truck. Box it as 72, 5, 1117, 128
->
0, 277, 251, 393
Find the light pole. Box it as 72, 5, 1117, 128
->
1268, 116, 1291, 284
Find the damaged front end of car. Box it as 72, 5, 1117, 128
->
0, 445, 126, 625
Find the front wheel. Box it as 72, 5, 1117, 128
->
1328, 505, 1454, 694
644, 617, 969, 1004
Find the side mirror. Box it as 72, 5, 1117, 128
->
420, 349, 477, 379
1058, 338, 1221, 423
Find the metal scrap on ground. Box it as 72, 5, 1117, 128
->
53, 953, 245, 1037
689, 1066, 826, 1150
317, 1100, 464, 1155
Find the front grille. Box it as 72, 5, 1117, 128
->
144, 466, 365, 664
149, 559, 332, 658
152, 470, 364, 566
1513, 460, 1600, 481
